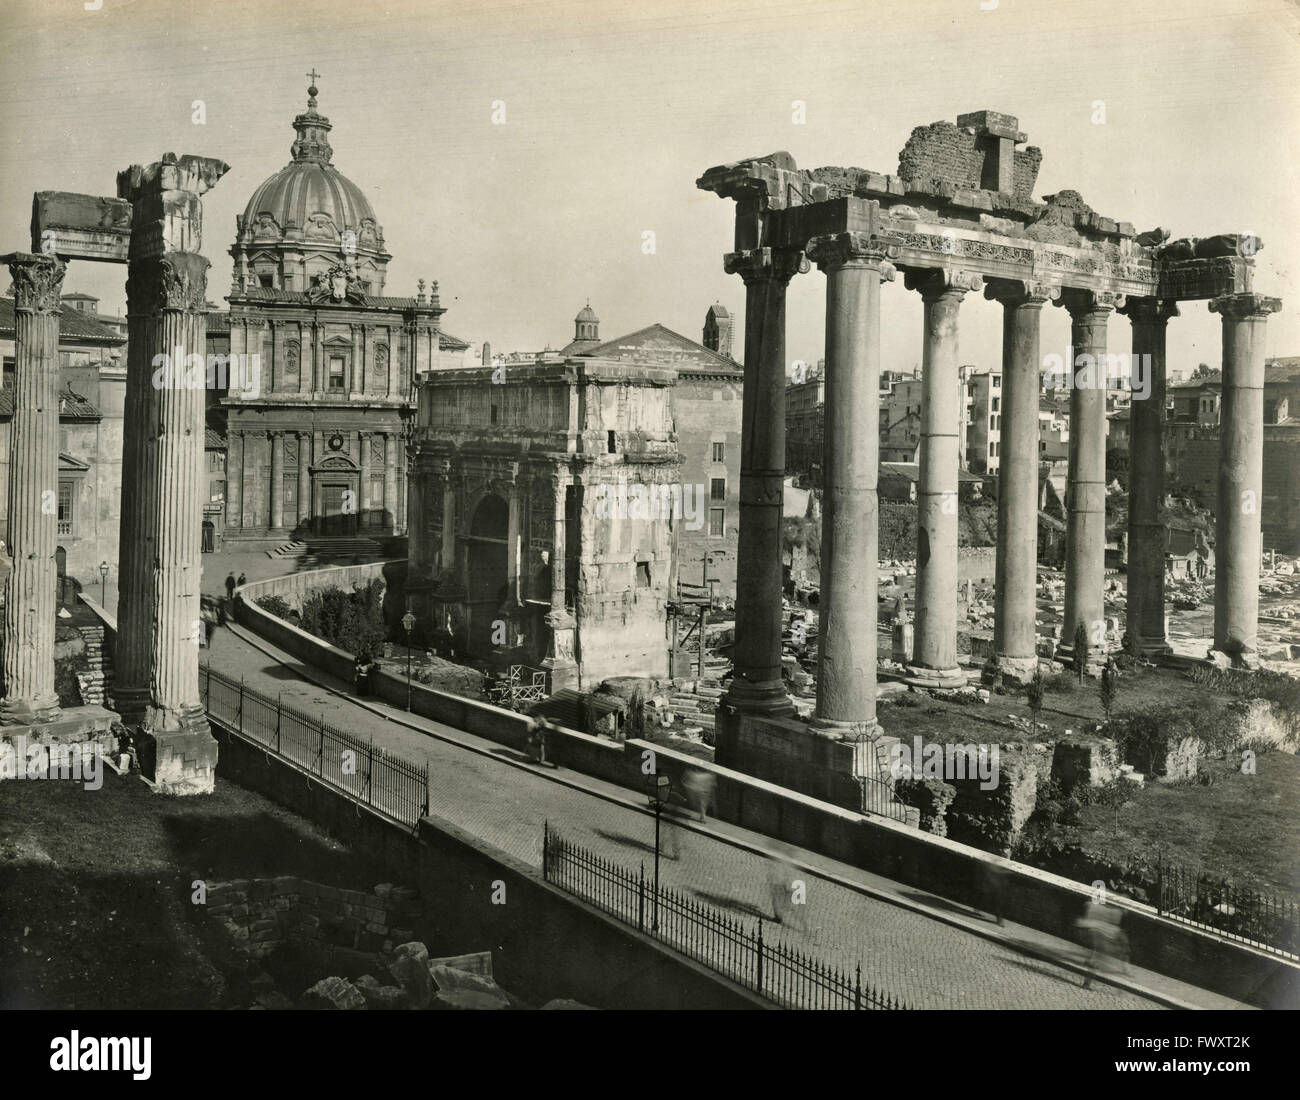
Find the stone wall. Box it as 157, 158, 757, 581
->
897, 120, 1041, 200
206, 877, 422, 959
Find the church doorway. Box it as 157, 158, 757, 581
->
466, 494, 509, 655
319, 482, 358, 536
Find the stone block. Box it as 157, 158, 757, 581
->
301, 976, 366, 1010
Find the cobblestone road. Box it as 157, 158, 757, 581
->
200, 621, 1245, 1011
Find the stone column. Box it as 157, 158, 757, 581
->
440, 464, 456, 572
1208, 292, 1282, 666
357, 432, 370, 528
297, 431, 312, 526
542, 469, 578, 691
117, 153, 227, 794
384, 433, 398, 533
906, 268, 981, 687
0, 253, 66, 724
986, 280, 1059, 682
722, 246, 804, 716
805, 233, 893, 734
269, 431, 284, 531
1121, 298, 1178, 656
1058, 290, 1122, 663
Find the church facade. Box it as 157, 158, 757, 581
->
208, 80, 468, 546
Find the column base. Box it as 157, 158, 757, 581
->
992, 654, 1039, 686
0, 693, 62, 727
1055, 643, 1107, 673
111, 686, 151, 730
540, 658, 579, 694
136, 704, 218, 796
808, 715, 880, 741
903, 664, 968, 690
1123, 634, 1172, 658
1205, 647, 1261, 672
722, 676, 795, 717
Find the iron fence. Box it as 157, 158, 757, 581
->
542, 825, 907, 1010
859, 774, 912, 824
488, 665, 549, 710
1154, 855, 1299, 959
200, 662, 428, 828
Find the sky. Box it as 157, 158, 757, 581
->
1, 0, 1297, 374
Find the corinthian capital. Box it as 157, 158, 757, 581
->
3, 252, 67, 314
1118, 297, 1179, 326
806, 232, 898, 279
1058, 288, 1126, 317
903, 267, 983, 300
983, 278, 1061, 307
1209, 292, 1283, 321
723, 246, 808, 285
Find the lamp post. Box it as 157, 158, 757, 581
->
402, 609, 416, 710
648, 773, 672, 930
98, 561, 109, 605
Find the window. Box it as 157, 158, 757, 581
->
208, 450, 226, 473
491, 404, 498, 425
709, 508, 725, 537
712, 442, 725, 463
607, 430, 617, 453
211, 480, 226, 503
636, 562, 651, 588
991, 397, 1000, 411
710, 478, 726, 502
258, 274, 273, 289
2, 357, 13, 388
992, 376, 1001, 388
1040, 441, 1047, 452
57, 482, 74, 536
328, 357, 346, 391
989, 415, 995, 430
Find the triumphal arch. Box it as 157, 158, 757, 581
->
699, 110, 1280, 804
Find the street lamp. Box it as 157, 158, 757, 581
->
98, 561, 109, 605
401, 609, 416, 710
648, 773, 672, 930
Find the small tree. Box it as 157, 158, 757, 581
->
1100, 660, 1118, 725
1072, 621, 1090, 682
1026, 666, 1045, 725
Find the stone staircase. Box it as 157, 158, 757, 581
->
266, 539, 307, 559
76, 622, 113, 707
299, 536, 386, 567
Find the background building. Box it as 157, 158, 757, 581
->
207, 81, 468, 548
0, 295, 125, 593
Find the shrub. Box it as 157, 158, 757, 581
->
1100, 660, 1117, 724
1186, 665, 1300, 746
1072, 621, 1090, 681
256, 595, 291, 619
298, 580, 387, 663
1025, 667, 1045, 722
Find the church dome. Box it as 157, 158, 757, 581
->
575, 302, 599, 324
242, 160, 376, 233
230, 78, 389, 295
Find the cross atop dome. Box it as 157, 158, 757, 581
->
306, 69, 321, 108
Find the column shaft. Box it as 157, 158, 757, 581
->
1, 254, 66, 723
808, 235, 892, 731
269, 432, 284, 530
384, 433, 398, 532
358, 432, 370, 528
910, 274, 974, 682
723, 248, 802, 715
297, 432, 311, 526
988, 283, 1055, 679
1123, 300, 1176, 654
1210, 293, 1282, 664
1061, 293, 1117, 658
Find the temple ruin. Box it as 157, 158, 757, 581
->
699, 110, 1281, 800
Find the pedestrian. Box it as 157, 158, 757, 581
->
237, 572, 247, 588
765, 842, 805, 929
983, 859, 1009, 926
682, 768, 717, 823
225, 572, 236, 600
355, 658, 370, 697
1077, 894, 1127, 988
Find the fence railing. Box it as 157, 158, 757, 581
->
488, 664, 549, 710
859, 774, 911, 824
200, 662, 428, 828
542, 825, 907, 1010
1154, 855, 1299, 959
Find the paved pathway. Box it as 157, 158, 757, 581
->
199, 618, 1250, 1011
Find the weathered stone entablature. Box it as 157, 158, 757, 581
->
698, 111, 1261, 303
